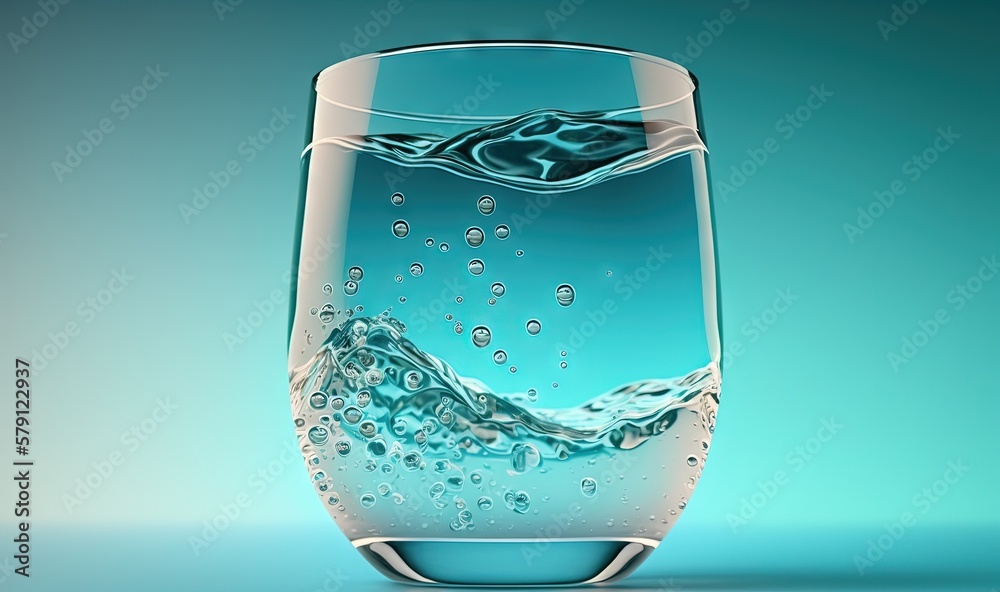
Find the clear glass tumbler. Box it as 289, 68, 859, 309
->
288, 41, 721, 586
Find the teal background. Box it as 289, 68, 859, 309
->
0, 0, 997, 590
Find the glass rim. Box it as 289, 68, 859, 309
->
313, 40, 698, 124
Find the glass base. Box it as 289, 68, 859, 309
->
353, 536, 657, 586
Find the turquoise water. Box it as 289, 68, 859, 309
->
289, 111, 720, 569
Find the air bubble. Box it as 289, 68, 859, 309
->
366, 438, 386, 456
456, 296, 464, 304
687, 456, 698, 467
477, 496, 493, 511
359, 421, 377, 438
488, 298, 496, 306
390, 192, 404, 206
398, 296, 406, 303
318, 304, 336, 324
468, 259, 484, 276
454, 322, 464, 335
322, 283, 333, 295
526, 388, 537, 400
477, 195, 495, 215
330, 397, 345, 410
343, 407, 362, 424
526, 319, 541, 335
378, 483, 392, 497
560, 361, 568, 369
493, 350, 507, 364
405, 262, 423, 277
509, 366, 517, 373
309, 392, 328, 409
491, 282, 506, 297
471, 326, 491, 347
439, 242, 450, 252
581, 477, 598, 497
495, 224, 510, 239
511, 443, 541, 474
405, 371, 422, 389
327, 493, 340, 505
395, 275, 403, 283
360, 493, 376, 508
425, 238, 434, 247
516, 250, 524, 257
344, 281, 358, 296
445, 314, 453, 321
429, 482, 445, 499
334, 441, 350, 455
555, 284, 575, 306
469, 471, 483, 485
512, 490, 531, 513
465, 227, 485, 247
392, 220, 409, 238
403, 451, 422, 470
308, 426, 329, 446
310, 307, 319, 316
364, 369, 382, 386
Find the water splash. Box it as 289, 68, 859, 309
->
290, 313, 719, 465
304, 110, 706, 193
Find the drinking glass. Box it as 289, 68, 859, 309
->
288, 41, 721, 586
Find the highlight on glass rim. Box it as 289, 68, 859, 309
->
287, 41, 721, 586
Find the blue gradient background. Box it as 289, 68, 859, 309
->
0, 0, 997, 590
